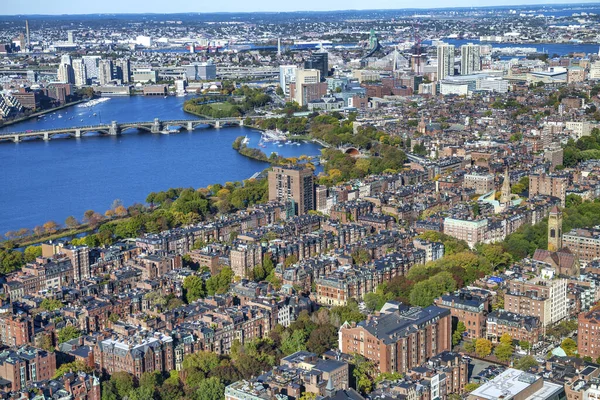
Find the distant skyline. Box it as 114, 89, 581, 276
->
4, 0, 600, 15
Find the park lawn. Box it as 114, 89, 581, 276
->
208, 102, 236, 112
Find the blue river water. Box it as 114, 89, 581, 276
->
0, 96, 322, 235
431, 39, 600, 57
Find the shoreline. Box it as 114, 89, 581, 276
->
0, 99, 88, 128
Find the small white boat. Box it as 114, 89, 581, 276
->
58, 115, 63, 118
242, 135, 250, 145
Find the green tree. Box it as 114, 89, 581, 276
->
465, 383, 481, 392
57, 325, 81, 344
110, 371, 134, 399
281, 329, 308, 355
183, 351, 221, 374
352, 355, 376, 394
53, 360, 93, 378
40, 298, 63, 311
194, 377, 225, 400
23, 246, 42, 263
494, 343, 514, 362
561, 338, 577, 356
183, 275, 205, 303
514, 355, 539, 371
452, 321, 466, 346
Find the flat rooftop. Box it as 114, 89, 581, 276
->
470, 368, 563, 400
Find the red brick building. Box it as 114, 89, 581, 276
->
339, 303, 452, 373
578, 309, 600, 360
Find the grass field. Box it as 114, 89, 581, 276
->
208, 102, 236, 112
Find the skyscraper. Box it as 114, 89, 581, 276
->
82, 56, 101, 79
292, 68, 326, 106
57, 63, 75, 84
72, 59, 87, 86
98, 60, 113, 85
460, 43, 481, 75
436, 44, 455, 80
60, 54, 72, 66
279, 65, 297, 95
116, 59, 131, 83
268, 166, 315, 216
304, 52, 329, 82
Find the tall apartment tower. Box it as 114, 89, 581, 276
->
116, 59, 131, 83
292, 68, 326, 106
57, 63, 75, 84
436, 44, 455, 80
72, 59, 87, 86
98, 60, 114, 85
268, 166, 315, 216
460, 43, 481, 75
548, 206, 563, 252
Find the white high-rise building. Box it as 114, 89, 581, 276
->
98, 60, 113, 85
72, 59, 87, 86
57, 63, 74, 84
60, 54, 72, 66
279, 65, 297, 95
82, 56, 101, 79
436, 44, 455, 80
461, 43, 481, 75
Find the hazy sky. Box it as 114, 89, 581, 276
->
4, 0, 599, 15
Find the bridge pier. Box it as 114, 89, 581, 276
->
13, 135, 20, 143
239, 118, 244, 127
109, 121, 120, 136
75, 129, 81, 138
151, 118, 162, 134
186, 121, 193, 131
43, 133, 49, 141
215, 120, 221, 129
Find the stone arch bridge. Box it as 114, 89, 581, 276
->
0, 118, 254, 143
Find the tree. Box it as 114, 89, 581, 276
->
514, 355, 538, 371
183, 351, 221, 374
110, 371, 134, 399
561, 338, 577, 356
194, 377, 225, 400
281, 329, 308, 355
352, 355, 376, 394
53, 360, 92, 378
475, 338, 492, 358
453, 321, 466, 346
183, 275, 205, 303
465, 383, 481, 392
519, 340, 531, 351
115, 205, 128, 217
57, 325, 81, 344
500, 333, 513, 346
494, 343, 514, 362
40, 298, 63, 311
101, 381, 118, 400
65, 216, 79, 229
23, 246, 42, 262
43, 220, 59, 234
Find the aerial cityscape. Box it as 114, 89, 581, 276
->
3, 2, 600, 400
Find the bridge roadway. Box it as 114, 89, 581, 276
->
0, 117, 253, 143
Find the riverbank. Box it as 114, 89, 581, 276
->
0, 99, 88, 129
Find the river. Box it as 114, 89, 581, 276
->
0, 96, 322, 235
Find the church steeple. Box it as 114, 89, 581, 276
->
500, 168, 512, 206
548, 206, 563, 252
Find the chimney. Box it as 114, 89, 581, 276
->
26, 20, 30, 48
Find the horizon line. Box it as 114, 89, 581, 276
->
2, 1, 600, 17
